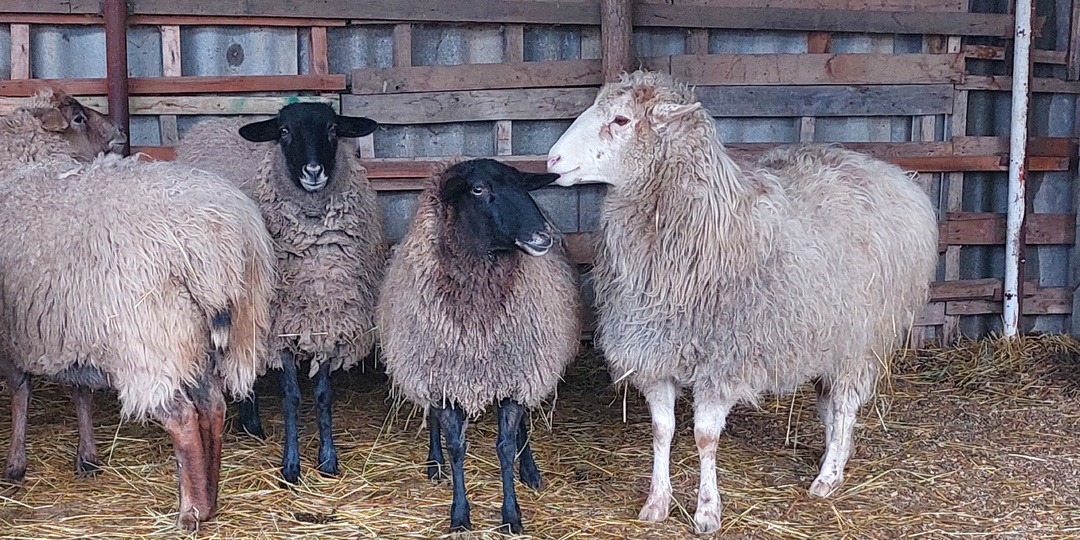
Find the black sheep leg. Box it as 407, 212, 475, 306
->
426, 406, 447, 481
435, 404, 471, 531
497, 398, 526, 533
516, 412, 541, 489
313, 361, 339, 476
237, 392, 266, 440
279, 350, 302, 484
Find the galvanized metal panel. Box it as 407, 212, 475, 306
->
633, 28, 685, 57
412, 24, 504, 66
328, 25, 393, 87
0, 25, 11, 79
127, 25, 163, 77
512, 119, 572, 155
378, 192, 421, 242
709, 30, 806, 54
532, 186, 579, 233
180, 26, 298, 76
374, 122, 496, 158
31, 25, 106, 78
523, 25, 582, 61
128, 115, 162, 146
815, 116, 911, 142
714, 118, 799, 143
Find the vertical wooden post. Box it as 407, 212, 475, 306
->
600, 0, 633, 82
10, 24, 30, 80
159, 24, 181, 147
1067, 0, 1079, 80
943, 35, 967, 344
800, 32, 830, 144
685, 29, 709, 55
104, 0, 130, 156
309, 27, 329, 76
496, 25, 525, 156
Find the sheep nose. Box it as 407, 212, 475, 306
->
547, 154, 562, 170
304, 163, 323, 175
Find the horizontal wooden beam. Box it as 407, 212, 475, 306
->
961, 75, 1080, 94
343, 88, 598, 124
646, 53, 964, 85
673, 0, 966, 13
694, 84, 955, 116
962, 45, 1069, 64
352, 60, 604, 95
0, 13, 347, 25
0, 75, 346, 97
2, 1, 1018, 37
946, 288, 1071, 316
0, 95, 340, 115
940, 212, 1076, 248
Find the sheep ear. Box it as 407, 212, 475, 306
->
650, 102, 703, 124
336, 116, 378, 138
30, 108, 69, 132
519, 172, 560, 191
238, 118, 280, 142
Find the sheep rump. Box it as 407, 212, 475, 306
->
377, 170, 582, 417
0, 154, 275, 419
176, 118, 386, 376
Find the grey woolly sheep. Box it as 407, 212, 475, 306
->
0, 151, 276, 530
377, 158, 581, 534
175, 103, 385, 484
547, 70, 938, 534
0, 90, 126, 477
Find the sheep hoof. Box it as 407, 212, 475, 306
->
281, 463, 301, 485
449, 518, 472, 533
426, 462, 448, 482
638, 494, 670, 523
519, 465, 542, 490
693, 505, 722, 535
317, 460, 339, 478
239, 424, 266, 440
75, 456, 101, 477
809, 475, 842, 498
499, 519, 524, 535
176, 510, 201, 531
2, 465, 26, 485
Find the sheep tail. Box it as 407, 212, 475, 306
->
216, 234, 276, 401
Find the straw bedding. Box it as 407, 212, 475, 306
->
2, 334, 1080, 538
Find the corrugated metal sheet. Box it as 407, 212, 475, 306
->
180, 26, 297, 76
327, 25, 393, 86
0, 25, 11, 79
412, 24, 504, 66
31, 25, 106, 78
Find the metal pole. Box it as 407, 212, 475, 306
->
104, 0, 130, 156
1004, 0, 1033, 337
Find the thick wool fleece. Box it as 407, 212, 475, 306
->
177, 119, 386, 377
0, 155, 275, 419
377, 171, 581, 417
0, 91, 86, 175
593, 71, 938, 404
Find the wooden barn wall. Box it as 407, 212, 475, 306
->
1, 0, 1079, 343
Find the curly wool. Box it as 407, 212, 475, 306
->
0, 90, 84, 175
0, 154, 275, 419
593, 71, 938, 403
177, 119, 386, 377
377, 170, 581, 418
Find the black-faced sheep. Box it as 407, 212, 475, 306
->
377, 158, 581, 533
175, 103, 385, 484
0, 90, 126, 478
0, 152, 276, 530
546, 71, 938, 534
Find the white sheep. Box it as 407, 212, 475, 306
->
0, 136, 276, 529
547, 70, 938, 534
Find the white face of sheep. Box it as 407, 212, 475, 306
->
546, 89, 703, 189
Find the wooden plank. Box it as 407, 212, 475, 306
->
806, 31, 831, 54
666, 53, 964, 85
129, 16, 348, 26
0, 1, 99, 14
963, 44, 1068, 64
947, 288, 1072, 316
695, 84, 954, 116
159, 24, 182, 147
504, 24, 525, 63
352, 60, 602, 94
342, 88, 598, 124
0, 14, 101, 24
931, 278, 1001, 302
941, 213, 1076, 247
0, 74, 346, 96
675, 0, 965, 12
601, 0, 634, 81
132, 145, 177, 160
953, 136, 1078, 159
914, 302, 947, 327
10, 24, 30, 80
392, 24, 412, 68
309, 27, 329, 76
799, 117, 816, 142
962, 75, 1080, 94
1069, 0, 1080, 80
0, 95, 340, 116
496, 120, 513, 156
897, 155, 1067, 172
635, 5, 1015, 36
686, 29, 710, 55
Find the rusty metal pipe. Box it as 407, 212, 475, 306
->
104, 0, 130, 156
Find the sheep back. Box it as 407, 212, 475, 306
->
377, 182, 581, 418
174, 116, 268, 192
0, 155, 275, 419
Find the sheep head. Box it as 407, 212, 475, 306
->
437, 159, 559, 258
546, 70, 703, 189
238, 102, 377, 193
25, 89, 126, 161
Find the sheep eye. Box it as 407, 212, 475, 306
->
72, 113, 86, 125
471, 186, 485, 195
612, 116, 630, 126
279, 126, 290, 137
328, 125, 337, 138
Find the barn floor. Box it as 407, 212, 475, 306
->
1, 335, 1080, 539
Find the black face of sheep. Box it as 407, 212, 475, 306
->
438, 159, 559, 258
238, 103, 377, 192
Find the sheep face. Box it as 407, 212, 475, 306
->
238, 103, 377, 193
546, 73, 703, 189
29, 92, 125, 161
439, 159, 559, 257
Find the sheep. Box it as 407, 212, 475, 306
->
377, 158, 581, 533
175, 103, 385, 483
0, 148, 276, 529
0, 90, 126, 478
545, 70, 938, 534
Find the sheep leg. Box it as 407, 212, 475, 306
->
638, 378, 678, 523
809, 383, 859, 498
435, 404, 471, 532
159, 397, 211, 531
312, 361, 339, 477
189, 371, 226, 517
516, 413, 541, 489
236, 393, 266, 440
3, 371, 29, 483
497, 398, 526, 533
426, 406, 447, 482
814, 379, 833, 466
71, 385, 101, 476
279, 350, 302, 484
692, 395, 736, 535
